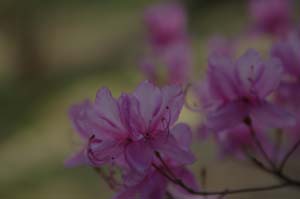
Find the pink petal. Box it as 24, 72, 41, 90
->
68, 100, 96, 139
156, 84, 184, 127
207, 53, 238, 101
206, 101, 248, 131
169, 168, 205, 199
171, 123, 192, 150
125, 140, 154, 173
251, 101, 296, 128
88, 138, 122, 166
122, 168, 146, 187
95, 88, 126, 135
255, 58, 282, 98
144, 3, 187, 46
155, 134, 195, 165
140, 171, 167, 199
271, 32, 300, 76
133, 81, 162, 127
64, 150, 87, 168
235, 49, 262, 95
163, 41, 191, 84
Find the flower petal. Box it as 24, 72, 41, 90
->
251, 101, 296, 128
235, 49, 262, 95
95, 88, 126, 136
168, 167, 202, 199
140, 171, 167, 199
206, 101, 248, 131
155, 134, 195, 165
88, 138, 122, 166
255, 58, 282, 98
64, 150, 87, 168
133, 81, 162, 127
207, 53, 238, 101
155, 84, 184, 127
69, 100, 96, 139
125, 140, 153, 173
171, 123, 192, 150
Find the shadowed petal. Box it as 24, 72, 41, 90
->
125, 140, 154, 173
206, 101, 248, 131
64, 150, 87, 168
140, 171, 167, 199
155, 134, 195, 165
207, 53, 237, 101
86, 135, 124, 166
171, 123, 192, 150
251, 101, 296, 128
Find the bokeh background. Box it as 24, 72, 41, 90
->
0, 0, 299, 199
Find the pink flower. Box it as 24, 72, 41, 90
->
249, 0, 293, 37
141, 3, 192, 84
144, 3, 187, 47
66, 81, 195, 174
197, 49, 295, 132
272, 32, 300, 141
271, 32, 300, 77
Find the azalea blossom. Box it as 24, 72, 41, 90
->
271, 32, 300, 77
248, 0, 293, 37
272, 32, 300, 141
197, 49, 295, 132
66, 81, 195, 174
141, 3, 192, 84
144, 2, 187, 47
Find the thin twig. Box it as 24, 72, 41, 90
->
273, 129, 283, 166
155, 151, 178, 180
244, 150, 274, 175
279, 138, 300, 171
153, 152, 289, 196
244, 117, 276, 170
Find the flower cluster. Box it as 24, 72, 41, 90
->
66, 81, 196, 198
66, 1, 300, 198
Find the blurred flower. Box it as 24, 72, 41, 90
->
249, 0, 293, 37
272, 32, 300, 141
144, 2, 187, 47
271, 32, 300, 77
196, 49, 295, 132
141, 3, 192, 85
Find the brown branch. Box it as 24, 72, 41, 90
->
153, 152, 290, 197
279, 138, 300, 171
244, 117, 276, 170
